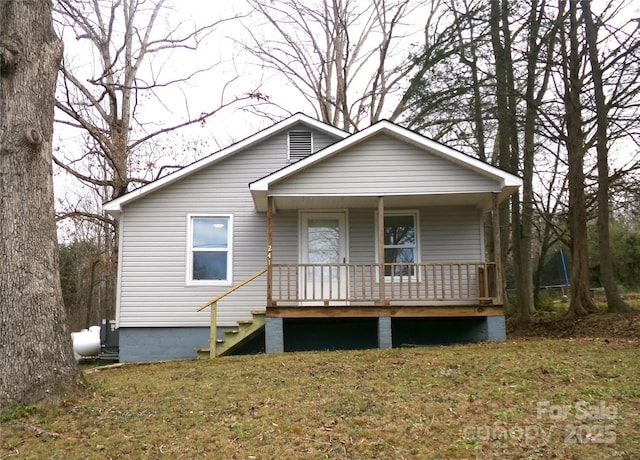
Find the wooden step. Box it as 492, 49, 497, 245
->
199, 310, 267, 358
195, 348, 210, 359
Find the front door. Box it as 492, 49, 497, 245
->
300, 212, 347, 303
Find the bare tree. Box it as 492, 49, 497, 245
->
53, 0, 255, 321
0, 0, 83, 410
488, 0, 517, 309
394, 0, 639, 321
240, 0, 422, 131
514, 0, 558, 322
560, 0, 599, 317
531, 143, 570, 305
403, 0, 493, 153
581, 0, 636, 313
447, 0, 490, 161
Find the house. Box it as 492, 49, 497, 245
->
103, 113, 522, 362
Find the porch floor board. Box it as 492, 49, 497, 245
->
266, 304, 503, 318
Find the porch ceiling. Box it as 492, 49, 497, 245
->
263, 192, 500, 211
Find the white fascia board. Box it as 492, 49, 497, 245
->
103, 113, 349, 214
250, 120, 522, 193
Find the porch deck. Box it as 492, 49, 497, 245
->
266, 262, 503, 318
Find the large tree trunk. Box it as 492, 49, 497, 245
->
0, 0, 83, 410
581, 0, 630, 313
504, 0, 535, 324
490, 0, 533, 317
563, 0, 598, 318
489, 0, 512, 304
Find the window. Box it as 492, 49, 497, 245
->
188, 216, 231, 284
288, 131, 313, 161
382, 212, 418, 277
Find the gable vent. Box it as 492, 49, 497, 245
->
288, 131, 313, 161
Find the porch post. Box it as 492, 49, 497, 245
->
378, 317, 392, 349
377, 196, 386, 305
486, 316, 506, 341
492, 192, 504, 305
267, 196, 273, 307
265, 317, 284, 353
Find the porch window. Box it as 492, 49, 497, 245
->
188, 215, 232, 284
383, 212, 418, 277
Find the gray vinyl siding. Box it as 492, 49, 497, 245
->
272, 210, 298, 264
117, 126, 483, 329
271, 207, 482, 268
309, 127, 341, 153
349, 209, 374, 264
118, 132, 333, 328
421, 207, 483, 261
272, 133, 499, 196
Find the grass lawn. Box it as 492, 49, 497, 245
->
1, 337, 638, 459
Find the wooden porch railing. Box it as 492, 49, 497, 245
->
270, 262, 498, 305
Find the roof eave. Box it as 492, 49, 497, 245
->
102, 113, 348, 212
250, 121, 523, 193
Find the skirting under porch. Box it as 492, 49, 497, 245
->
265, 315, 506, 353
117, 315, 505, 361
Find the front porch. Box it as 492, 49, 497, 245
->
267, 261, 503, 318
196, 258, 504, 357
259, 194, 506, 353
264, 194, 505, 320
198, 193, 508, 356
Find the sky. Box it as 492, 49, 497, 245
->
52, 0, 286, 235
52, 0, 424, 238
52, 0, 640, 241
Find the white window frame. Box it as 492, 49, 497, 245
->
186, 214, 233, 286
375, 210, 420, 281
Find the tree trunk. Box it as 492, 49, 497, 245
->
581, 0, 630, 313
520, 0, 551, 319
0, 0, 83, 410
503, 0, 535, 324
563, 0, 598, 318
490, 0, 519, 313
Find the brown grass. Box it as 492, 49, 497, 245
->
1, 338, 638, 459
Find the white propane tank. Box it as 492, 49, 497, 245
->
71, 326, 101, 360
